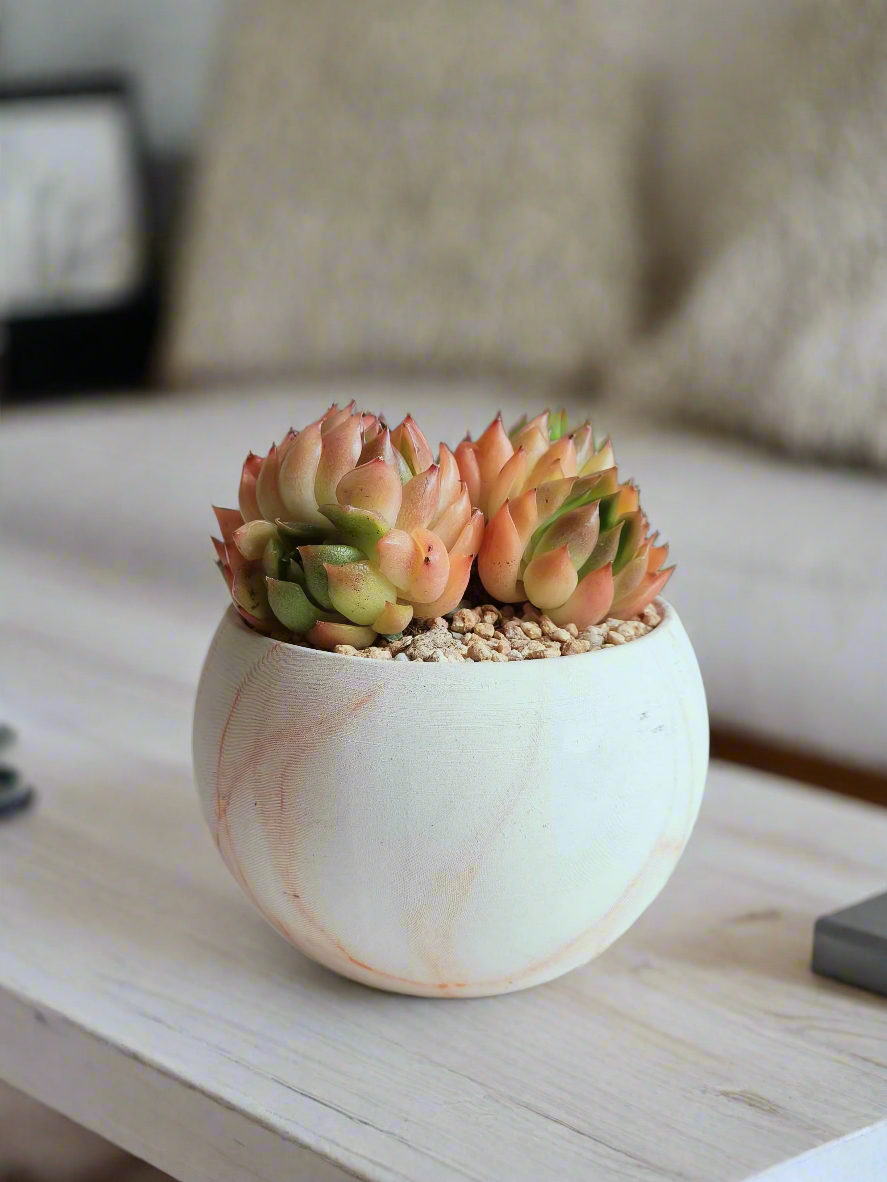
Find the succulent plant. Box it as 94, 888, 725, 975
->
460, 411, 673, 628
211, 403, 484, 650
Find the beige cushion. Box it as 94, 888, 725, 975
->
602, 0, 887, 467
166, 1, 642, 384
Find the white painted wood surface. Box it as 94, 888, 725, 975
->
2, 394, 887, 1181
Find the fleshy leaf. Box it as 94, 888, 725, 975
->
308, 621, 377, 651
511, 418, 550, 472
320, 401, 356, 436
475, 415, 514, 513
612, 510, 646, 574
548, 408, 569, 442
578, 522, 624, 577
403, 527, 449, 603
509, 488, 539, 549
454, 439, 482, 509
231, 563, 272, 620
548, 563, 615, 629
372, 600, 414, 636
314, 414, 363, 507
522, 544, 579, 610
611, 550, 648, 602
275, 519, 330, 543
413, 552, 473, 618
391, 415, 434, 475
287, 558, 307, 587
527, 435, 577, 488
646, 538, 670, 572
278, 419, 325, 524
532, 502, 600, 568
533, 475, 573, 522
238, 453, 263, 522
213, 506, 243, 544
432, 483, 471, 550
609, 568, 673, 619
487, 448, 527, 519
262, 536, 287, 579
477, 501, 525, 602
360, 426, 411, 482
579, 438, 615, 476
324, 560, 399, 626
572, 423, 596, 470
256, 444, 288, 522
434, 444, 462, 524
320, 504, 391, 558
298, 544, 365, 610
336, 458, 402, 526
233, 518, 279, 559
376, 528, 419, 592
396, 465, 440, 532
266, 578, 325, 633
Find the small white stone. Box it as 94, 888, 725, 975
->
451, 608, 480, 633
520, 620, 543, 640
333, 644, 359, 656
466, 637, 494, 661
606, 630, 627, 645
642, 603, 662, 628
490, 651, 509, 662
561, 639, 591, 656
394, 652, 410, 662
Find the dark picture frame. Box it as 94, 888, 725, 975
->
0, 74, 160, 399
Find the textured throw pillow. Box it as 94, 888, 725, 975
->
165, 1, 643, 385
602, 0, 887, 468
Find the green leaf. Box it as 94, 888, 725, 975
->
548, 409, 569, 442
287, 558, 307, 587
262, 537, 286, 579
612, 511, 646, 575
319, 505, 390, 558
275, 519, 331, 543
231, 564, 272, 619
298, 544, 364, 610
578, 523, 624, 577
325, 561, 399, 626
266, 578, 330, 633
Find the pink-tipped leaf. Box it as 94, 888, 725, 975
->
548, 563, 615, 629
522, 544, 579, 610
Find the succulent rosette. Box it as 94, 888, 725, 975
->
212, 404, 483, 650
458, 411, 673, 628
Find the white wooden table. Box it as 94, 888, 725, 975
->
2, 392, 887, 1182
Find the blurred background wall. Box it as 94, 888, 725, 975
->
0, 0, 228, 244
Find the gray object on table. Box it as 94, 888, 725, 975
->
813, 892, 887, 999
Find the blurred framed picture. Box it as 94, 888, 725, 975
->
0, 76, 158, 397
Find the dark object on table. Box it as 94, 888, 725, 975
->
1, 75, 159, 399
813, 892, 887, 999
0, 724, 35, 819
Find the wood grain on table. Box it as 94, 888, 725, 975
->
1, 404, 887, 1182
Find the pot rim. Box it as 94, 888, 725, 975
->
223, 597, 678, 671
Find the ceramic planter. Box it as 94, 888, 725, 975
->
193, 600, 708, 997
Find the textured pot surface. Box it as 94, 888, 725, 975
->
193, 601, 708, 997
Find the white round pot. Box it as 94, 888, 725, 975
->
193, 601, 708, 997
